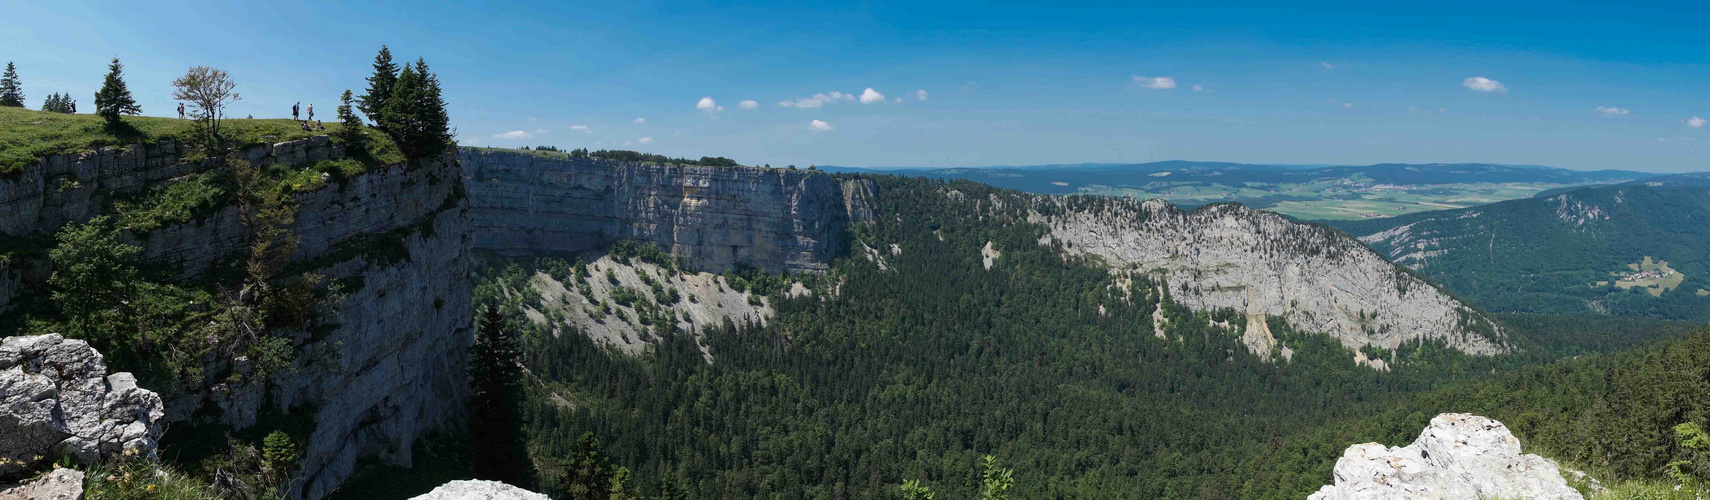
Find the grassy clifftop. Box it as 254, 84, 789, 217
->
0, 106, 349, 174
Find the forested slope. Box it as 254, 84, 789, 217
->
1337, 185, 1710, 321
486, 175, 1669, 499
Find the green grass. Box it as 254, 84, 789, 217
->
82, 460, 219, 500
0, 106, 354, 175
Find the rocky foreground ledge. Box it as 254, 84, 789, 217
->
409, 479, 548, 500
0, 334, 164, 478
1309, 413, 1581, 499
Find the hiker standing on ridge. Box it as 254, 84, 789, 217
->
293, 101, 300, 120
307, 103, 313, 121
69, 99, 75, 114
178, 103, 185, 119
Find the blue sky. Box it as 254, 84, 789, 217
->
3, 1, 1708, 171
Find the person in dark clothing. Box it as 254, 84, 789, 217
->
178, 103, 185, 119
307, 103, 314, 121
69, 100, 75, 114
293, 101, 300, 120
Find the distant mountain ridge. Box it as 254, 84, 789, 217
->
823, 161, 1653, 195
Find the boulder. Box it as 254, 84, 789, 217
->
0, 334, 164, 478
0, 468, 85, 500
409, 480, 548, 500
1308, 413, 1582, 500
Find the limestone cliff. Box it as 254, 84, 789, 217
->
0, 139, 471, 499
1030, 198, 1506, 358
461, 148, 875, 274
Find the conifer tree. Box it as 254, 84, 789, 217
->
93, 57, 140, 124
336, 89, 366, 147
380, 63, 422, 154
469, 303, 529, 486
0, 62, 23, 107
411, 58, 452, 156
358, 45, 398, 125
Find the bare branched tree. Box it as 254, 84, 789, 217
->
171, 66, 240, 140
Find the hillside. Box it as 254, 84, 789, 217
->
457, 162, 1551, 498
1336, 185, 1710, 321
826, 161, 1653, 220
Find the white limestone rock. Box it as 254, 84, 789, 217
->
0, 334, 164, 478
1034, 198, 1505, 359
1308, 413, 1581, 500
410, 480, 548, 500
0, 467, 85, 500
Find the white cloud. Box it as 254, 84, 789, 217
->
916, 89, 928, 101
780, 91, 855, 108
739, 100, 759, 110
633, 117, 646, 124
1688, 116, 1706, 128
570, 125, 591, 133
808, 119, 833, 132
623, 140, 632, 146
492, 130, 531, 139
859, 88, 886, 104
892, 97, 902, 103
1462, 77, 1507, 93
1595, 106, 1630, 116
1343, 102, 1354, 108
534, 129, 550, 135
638, 137, 654, 144
1133, 75, 1176, 89
696, 96, 718, 112
1321, 62, 1335, 70
1408, 106, 1420, 112
1191, 84, 1204, 92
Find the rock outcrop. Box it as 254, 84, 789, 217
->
0, 334, 163, 478
1308, 413, 1581, 500
409, 480, 548, 500
1033, 199, 1505, 358
0, 139, 472, 499
461, 149, 874, 274
0, 468, 85, 500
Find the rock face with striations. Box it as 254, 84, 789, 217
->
1308, 413, 1581, 500
0, 334, 164, 478
1033, 198, 1505, 359
0, 139, 472, 499
461, 148, 875, 274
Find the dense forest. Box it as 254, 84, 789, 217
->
479, 174, 1709, 499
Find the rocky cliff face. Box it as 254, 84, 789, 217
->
0, 139, 471, 500
1309, 413, 1581, 499
461, 148, 874, 274
1033, 198, 1505, 359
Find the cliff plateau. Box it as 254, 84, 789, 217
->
0, 138, 472, 499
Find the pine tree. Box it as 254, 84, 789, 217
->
469, 303, 529, 486
336, 89, 366, 147
93, 57, 140, 124
411, 58, 452, 157
0, 62, 23, 107
380, 63, 422, 155
358, 45, 398, 125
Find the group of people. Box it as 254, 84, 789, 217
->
292, 101, 323, 131
168, 100, 323, 131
